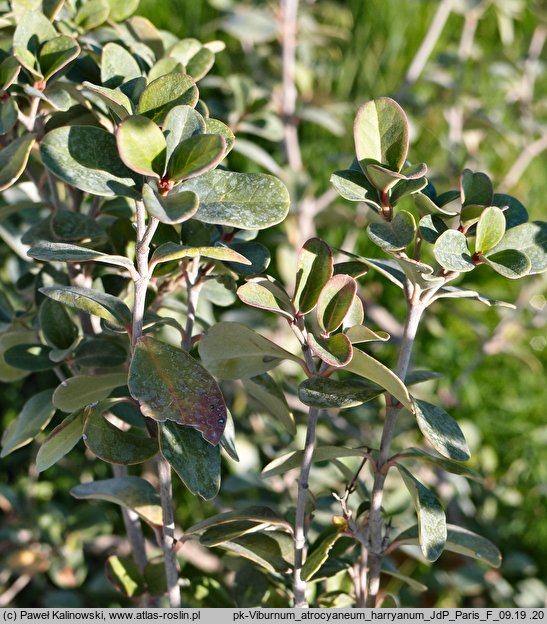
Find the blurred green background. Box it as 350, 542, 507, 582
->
1, 0, 545, 608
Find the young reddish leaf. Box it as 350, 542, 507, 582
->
316, 274, 357, 334
308, 333, 353, 368
128, 336, 227, 445
293, 238, 333, 314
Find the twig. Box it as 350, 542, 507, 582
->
501, 133, 547, 192
0, 573, 32, 607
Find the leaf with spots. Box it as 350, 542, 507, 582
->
128, 336, 227, 445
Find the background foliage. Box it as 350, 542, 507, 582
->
1, 0, 546, 608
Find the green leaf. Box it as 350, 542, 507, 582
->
308, 333, 353, 368
39, 298, 78, 350
393, 524, 501, 568
397, 464, 446, 561
13, 9, 56, 77
225, 241, 270, 276
346, 348, 413, 411
205, 118, 235, 154
294, 238, 333, 314
4, 343, 54, 371
433, 230, 475, 272
397, 448, 481, 481
419, 214, 448, 243
36, 409, 85, 472
150, 241, 250, 266
116, 115, 166, 178
330, 168, 380, 209
491, 193, 528, 229
354, 97, 409, 173
237, 279, 293, 320
436, 285, 515, 308
368, 210, 416, 251
488, 221, 546, 274
40, 285, 132, 326
344, 325, 390, 344
242, 374, 295, 435
1, 390, 55, 457
302, 531, 343, 581
483, 249, 531, 279
74, 337, 127, 369
53, 372, 127, 412
163, 105, 206, 162
83, 404, 158, 465
50, 210, 106, 242
0, 134, 35, 192
342, 295, 364, 329
413, 398, 470, 462
413, 191, 458, 217
105, 556, 145, 598
405, 370, 443, 385
334, 250, 406, 288
39, 35, 80, 81
186, 505, 290, 536
101, 42, 141, 89
148, 57, 183, 82
0, 98, 18, 136
298, 376, 383, 409
200, 521, 270, 547
181, 170, 290, 230
106, 0, 140, 21
128, 336, 227, 445
159, 423, 220, 500
475, 206, 506, 253
71, 476, 163, 526
142, 183, 198, 225
28, 241, 136, 273
40, 126, 138, 198
0, 56, 21, 92
333, 261, 369, 280
381, 566, 427, 593
316, 275, 357, 334
167, 134, 226, 181
0, 330, 35, 382
262, 446, 370, 479
74, 0, 109, 30
390, 177, 428, 205
461, 169, 493, 207
185, 47, 215, 82
364, 162, 427, 193
216, 532, 293, 574
198, 322, 303, 379
138, 73, 198, 124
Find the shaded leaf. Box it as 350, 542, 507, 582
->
128, 336, 227, 445
414, 191, 458, 217
397, 464, 446, 561
0, 134, 35, 191
397, 448, 481, 480
71, 476, 162, 526
4, 343, 54, 371
483, 249, 531, 279
13, 9, 56, 77
105, 556, 144, 598
39, 298, 78, 350
74, 337, 127, 368
0, 98, 18, 135
74, 0, 109, 30
419, 214, 448, 244
413, 398, 470, 462
489, 221, 546, 274
330, 168, 380, 209
142, 183, 198, 225
262, 446, 370, 479
53, 372, 127, 412
0, 56, 21, 91
216, 532, 293, 574
302, 531, 343, 581
225, 241, 270, 276
28, 241, 136, 273
316, 275, 357, 334
159, 423, 220, 500
182, 170, 290, 230
491, 193, 527, 229
294, 238, 333, 314
39, 35, 80, 81
242, 373, 295, 435
36, 409, 84, 472
308, 333, 353, 368
298, 376, 383, 409
461, 169, 493, 207
405, 370, 443, 385
186, 505, 290, 536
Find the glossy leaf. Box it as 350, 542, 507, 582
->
53, 372, 127, 412
142, 183, 198, 225
83, 405, 158, 465
129, 336, 227, 445
39, 35, 80, 81
413, 398, 470, 462
0, 134, 35, 191
461, 169, 493, 207
13, 9, 56, 76
433, 230, 475, 272
483, 249, 531, 279
198, 322, 303, 379
28, 242, 136, 273
1, 390, 55, 457
4, 343, 54, 371
39, 298, 78, 350
0, 56, 21, 91
294, 238, 333, 314
151, 242, 250, 266
40, 285, 132, 326
182, 170, 290, 230
36, 409, 84, 472
138, 73, 198, 124
354, 97, 409, 173
302, 530, 343, 581
225, 241, 270, 276
488, 221, 546, 274
346, 348, 413, 411
308, 333, 353, 368
237, 279, 293, 320
159, 423, 220, 500
74, 0, 109, 30
116, 115, 167, 178
419, 214, 448, 243
242, 374, 295, 435
262, 446, 370, 479
101, 42, 141, 89
368, 210, 416, 251
40, 126, 138, 198
316, 275, 357, 334
298, 376, 383, 409
491, 193, 528, 229
397, 464, 446, 561
163, 105, 206, 162
393, 524, 501, 568
475, 206, 506, 253
71, 476, 162, 526
167, 134, 226, 181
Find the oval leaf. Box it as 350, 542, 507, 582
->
167, 134, 226, 181
308, 333, 353, 368
294, 238, 333, 315
433, 229, 475, 272
138, 73, 198, 124
242, 374, 295, 435
316, 274, 357, 334
237, 279, 293, 320
142, 183, 198, 225
483, 249, 531, 279
460, 169, 493, 207
101, 42, 141, 89
298, 376, 383, 409
368, 210, 416, 251
36, 409, 85, 472
163, 104, 206, 161
53, 372, 128, 412
128, 336, 227, 445
116, 115, 167, 178
488, 221, 546, 275
0, 134, 35, 191
475, 206, 506, 253
159, 423, 220, 500
150, 241, 250, 266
